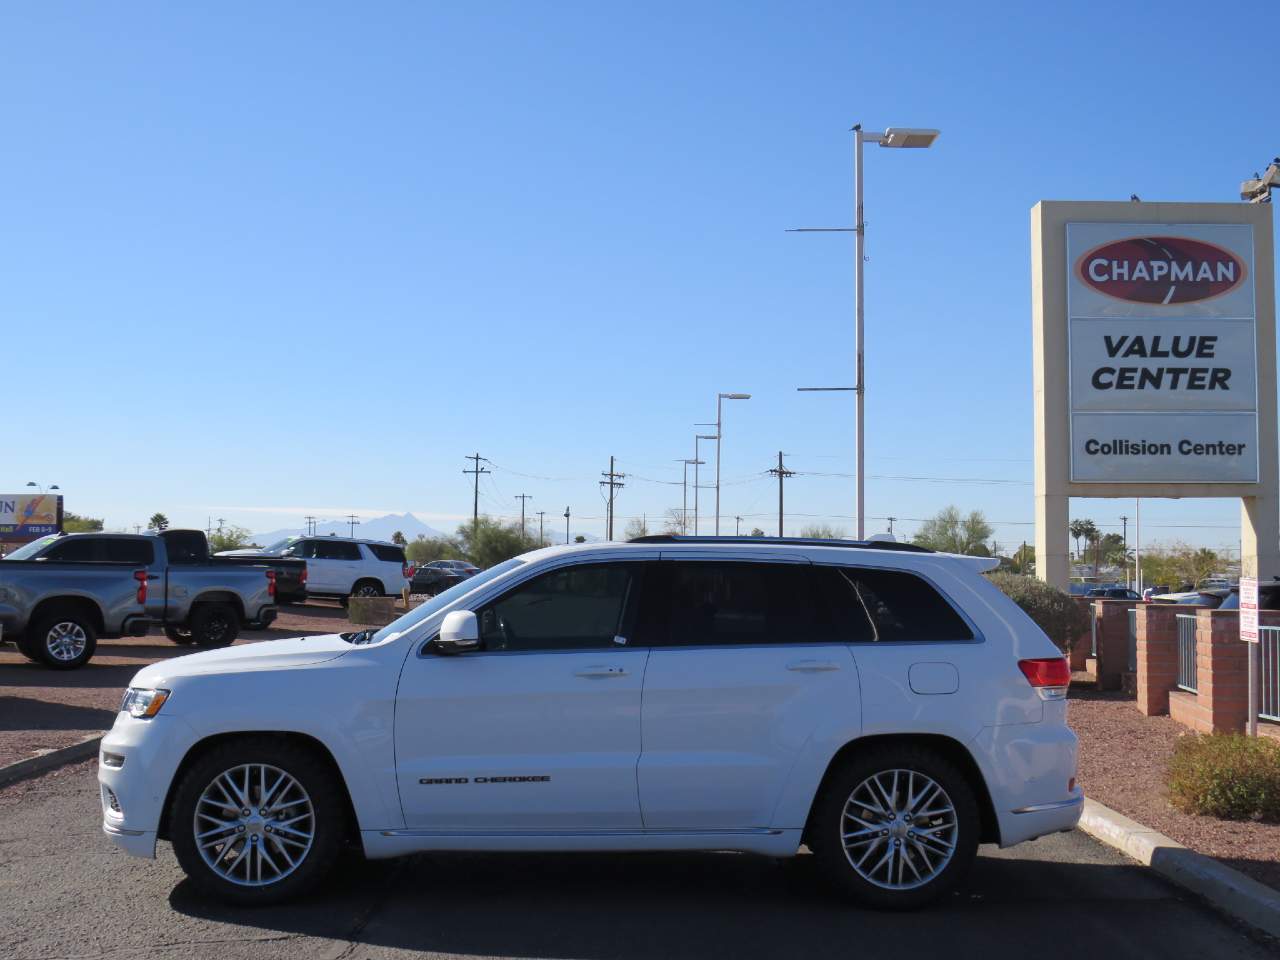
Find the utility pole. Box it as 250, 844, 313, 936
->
217, 518, 226, 535
536, 511, 546, 546
515, 494, 532, 537
735, 516, 742, 535
304, 515, 317, 536
463, 453, 490, 537
563, 506, 571, 545
600, 456, 625, 540
767, 451, 794, 537
887, 516, 896, 538
206, 516, 213, 539
346, 514, 360, 537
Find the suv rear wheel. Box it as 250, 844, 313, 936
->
810, 745, 979, 909
170, 738, 348, 904
28, 610, 98, 670
350, 580, 383, 600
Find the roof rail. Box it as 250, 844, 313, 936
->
627, 535, 933, 554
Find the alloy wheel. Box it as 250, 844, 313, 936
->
840, 768, 958, 890
193, 763, 315, 887
45, 622, 88, 662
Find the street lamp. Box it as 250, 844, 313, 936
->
676, 458, 704, 534
25, 481, 60, 494
714, 393, 751, 536
788, 124, 939, 539
694, 434, 717, 535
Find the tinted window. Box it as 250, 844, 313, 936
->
284, 540, 315, 559
105, 539, 154, 564
368, 543, 406, 563
818, 566, 974, 643
658, 562, 822, 647
314, 540, 361, 560
45, 538, 103, 561
478, 563, 638, 652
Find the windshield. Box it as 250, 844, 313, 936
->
3, 536, 59, 560
366, 557, 527, 643
261, 538, 299, 554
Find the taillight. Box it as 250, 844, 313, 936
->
134, 569, 148, 604
266, 569, 276, 598
1018, 657, 1070, 700
404, 562, 414, 579
300, 567, 308, 585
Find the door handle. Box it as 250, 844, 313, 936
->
786, 659, 840, 672
574, 666, 629, 678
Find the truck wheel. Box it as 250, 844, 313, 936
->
189, 604, 240, 648
809, 745, 979, 909
164, 625, 196, 645
28, 611, 98, 670
170, 736, 349, 904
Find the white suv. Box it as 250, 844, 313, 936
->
99, 537, 1080, 908
276, 536, 409, 601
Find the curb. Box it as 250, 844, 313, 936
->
1079, 796, 1280, 939
0, 733, 103, 789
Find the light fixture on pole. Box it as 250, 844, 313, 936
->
788, 124, 939, 539
694, 434, 717, 535
25, 481, 60, 494
714, 393, 751, 536
1241, 160, 1280, 203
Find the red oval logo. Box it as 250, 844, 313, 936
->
1075, 236, 1246, 305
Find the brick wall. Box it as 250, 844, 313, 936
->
1088, 599, 1138, 691
1069, 597, 1092, 671
1162, 609, 1280, 734
1136, 603, 1181, 717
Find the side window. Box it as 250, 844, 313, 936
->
368, 543, 405, 563
477, 563, 638, 653
289, 540, 317, 559
45, 538, 103, 561
336, 542, 362, 561
661, 562, 819, 647
105, 539, 155, 564
818, 566, 974, 643
314, 541, 360, 561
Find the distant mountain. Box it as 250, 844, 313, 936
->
250, 513, 449, 547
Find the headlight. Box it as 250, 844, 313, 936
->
119, 687, 170, 719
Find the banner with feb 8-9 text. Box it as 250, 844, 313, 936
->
0, 494, 64, 541
1067, 222, 1258, 483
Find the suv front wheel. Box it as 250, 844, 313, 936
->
810, 746, 979, 909
170, 738, 348, 904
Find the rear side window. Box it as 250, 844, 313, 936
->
656, 561, 822, 646
105, 539, 154, 564
816, 566, 974, 643
368, 543, 406, 563
44, 538, 103, 561
314, 541, 361, 560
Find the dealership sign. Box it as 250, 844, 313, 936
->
1067, 222, 1258, 483
0, 494, 63, 540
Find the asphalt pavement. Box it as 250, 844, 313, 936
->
2, 761, 1276, 960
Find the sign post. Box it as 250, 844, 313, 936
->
1241, 575, 1259, 736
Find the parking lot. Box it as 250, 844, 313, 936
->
0, 758, 1274, 960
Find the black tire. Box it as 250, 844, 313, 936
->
809, 745, 979, 909
165, 625, 196, 645
188, 603, 240, 649
350, 580, 383, 600
27, 610, 98, 670
169, 737, 349, 905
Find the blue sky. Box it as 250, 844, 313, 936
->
2, 1, 1272, 551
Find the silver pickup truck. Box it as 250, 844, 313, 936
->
0, 531, 278, 669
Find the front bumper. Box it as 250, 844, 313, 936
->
98, 712, 200, 859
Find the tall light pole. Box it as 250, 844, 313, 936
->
677, 458, 703, 534
788, 124, 939, 539
714, 392, 751, 535
694, 435, 716, 535
25, 481, 60, 495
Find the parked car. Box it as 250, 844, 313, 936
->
212, 536, 309, 603
100, 535, 1079, 907
0, 531, 278, 668
1213, 582, 1280, 611
1085, 587, 1141, 600
410, 559, 479, 595
238, 536, 409, 603
1151, 590, 1225, 608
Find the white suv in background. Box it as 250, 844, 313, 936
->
276, 537, 409, 601
99, 536, 1080, 908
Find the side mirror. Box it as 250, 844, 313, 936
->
434, 610, 480, 655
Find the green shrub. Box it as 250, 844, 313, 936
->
1168, 734, 1280, 821
987, 572, 1089, 655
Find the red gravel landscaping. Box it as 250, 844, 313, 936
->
0, 601, 377, 768
1069, 683, 1280, 892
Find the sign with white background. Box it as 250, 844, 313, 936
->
1067, 222, 1258, 483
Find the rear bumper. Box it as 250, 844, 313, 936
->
247, 605, 278, 630
1006, 792, 1084, 842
